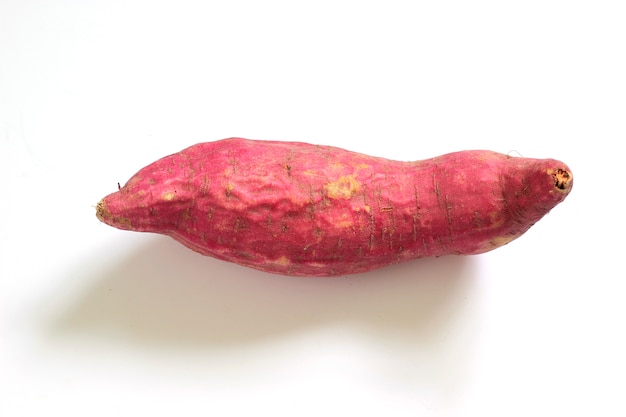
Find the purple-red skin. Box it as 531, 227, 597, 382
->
96, 138, 573, 276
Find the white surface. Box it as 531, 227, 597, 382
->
1, 1, 624, 416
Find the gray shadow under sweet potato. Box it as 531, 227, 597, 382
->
47, 235, 480, 349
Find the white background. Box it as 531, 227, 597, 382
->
1, 1, 624, 416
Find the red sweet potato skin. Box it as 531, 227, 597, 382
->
96, 138, 573, 276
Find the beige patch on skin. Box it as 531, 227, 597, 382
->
491, 235, 516, 247
334, 213, 354, 228
488, 211, 505, 228
481, 235, 517, 251
274, 256, 290, 266
325, 175, 360, 199
107, 216, 132, 230
225, 183, 234, 197
163, 191, 176, 201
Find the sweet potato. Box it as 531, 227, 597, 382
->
96, 138, 573, 276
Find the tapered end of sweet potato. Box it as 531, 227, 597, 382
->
467, 157, 573, 254
533, 159, 573, 208
96, 197, 133, 231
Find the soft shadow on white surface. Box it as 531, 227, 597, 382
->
46, 236, 480, 349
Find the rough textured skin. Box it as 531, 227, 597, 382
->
96, 138, 573, 276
